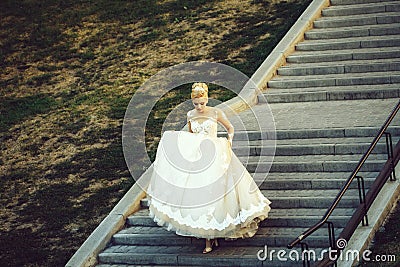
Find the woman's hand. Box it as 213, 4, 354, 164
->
216, 108, 234, 147
228, 133, 234, 147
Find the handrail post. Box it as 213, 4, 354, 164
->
326, 221, 338, 267
356, 176, 368, 226
300, 242, 311, 267
385, 132, 396, 181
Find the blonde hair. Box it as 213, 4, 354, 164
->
191, 82, 208, 99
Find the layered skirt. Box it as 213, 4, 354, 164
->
147, 130, 271, 239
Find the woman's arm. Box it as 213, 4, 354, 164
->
216, 108, 234, 144
187, 110, 193, 133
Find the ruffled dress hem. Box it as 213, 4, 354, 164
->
148, 197, 271, 239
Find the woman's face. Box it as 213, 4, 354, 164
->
192, 97, 208, 113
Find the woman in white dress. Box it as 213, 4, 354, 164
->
147, 82, 271, 253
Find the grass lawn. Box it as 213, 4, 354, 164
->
1, 0, 398, 266
0, 0, 312, 266
356, 200, 400, 266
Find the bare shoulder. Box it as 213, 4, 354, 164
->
214, 107, 233, 129
213, 107, 227, 118
187, 109, 195, 119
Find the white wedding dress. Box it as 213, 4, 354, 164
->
147, 115, 271, 239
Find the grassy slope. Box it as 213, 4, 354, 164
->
357, 200, 400, 266
3, 1, 398, 267
0, 0, 312, 266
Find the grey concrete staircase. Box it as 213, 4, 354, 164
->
260, 0, 400, 104
96, 128, 399, 267
95, 0, 400, 266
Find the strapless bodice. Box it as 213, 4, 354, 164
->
190, 118, 218, 137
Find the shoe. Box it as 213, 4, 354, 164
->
203, 239, 219, 254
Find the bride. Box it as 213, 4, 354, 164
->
147, 82, 271, 253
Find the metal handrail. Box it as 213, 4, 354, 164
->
317, 139, 400, 266
288, 99, 400, 249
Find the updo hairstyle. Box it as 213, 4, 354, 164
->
191, 82, 208, 99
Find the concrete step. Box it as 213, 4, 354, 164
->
296, 35, 400, 51
267, 71, 400, 89
322, 1, 400, 16
256, 172, 377, 190
264, 189, 360, 209
286, 47, 400, 64
260, 84, 400, 103
274, 126, 400, 140
277, 59, 400, 76
97, 265, 211, 267
304, 23, 400, 39
263, 188, 360, 197
140, 195, 359, 211
263, 88, 399, 103
128, 208, 355, 228
112, 226, 342, 248
231, 124, 400, 141
265, 208, 354, 228
246, 152, 388, 162
245, 155, 389, 168
98, 245, 264, 267
232, 126, 400, 141
141, 193, 358, 210
261, 188, 359, 210
234, 136, 398, 155
249, 136, 377, 145
314, 12, 400, 28
98, 245, 313, 267
98, 266, 198, 267
258, 171, 379, 179
244, 99, 400, 133
264, 186, 371, 205
249, 159, 386, 173
234, 140, 392, 156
